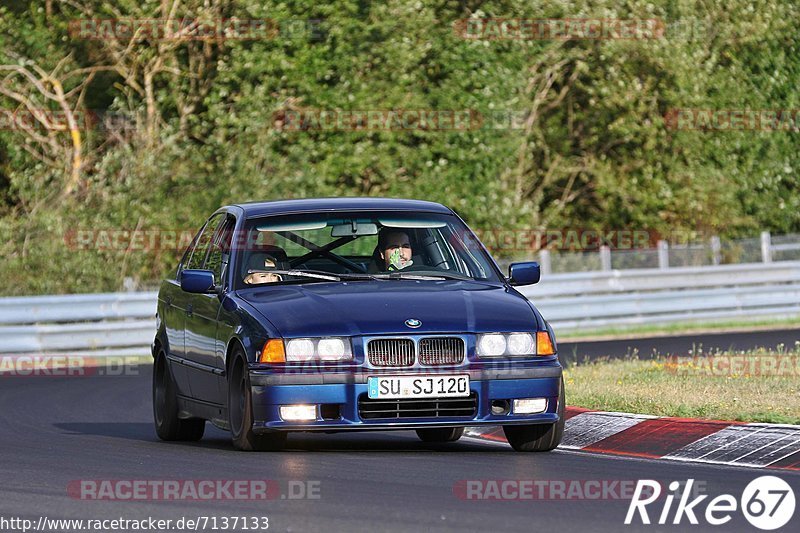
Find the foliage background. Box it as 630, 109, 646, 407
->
0, 0, 798, 295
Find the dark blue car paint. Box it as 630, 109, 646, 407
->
180, 269, 216, 293
153, 198, 562, 433
508, 262, 541, 286
238, 280, 543, 338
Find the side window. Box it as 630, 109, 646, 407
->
185, 214, 224, 270
205, 216, 235, 284
177, 229, 204, 276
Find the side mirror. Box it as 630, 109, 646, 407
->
508, 262, 540, 286
181, 269, 216, 294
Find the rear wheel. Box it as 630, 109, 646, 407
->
228, 350, 287, 452
415, 427, 464, 443
502, 377, 565, 452
152, 350, 205, 441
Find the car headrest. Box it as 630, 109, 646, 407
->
245, 246, 289, 273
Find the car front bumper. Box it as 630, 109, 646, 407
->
248, 365, 563, 432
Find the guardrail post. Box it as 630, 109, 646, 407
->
599, 245, 612, 271
123, 277, 136, 292
539, 249, 552, 276
761, 231, 772, 263
657, 240, 669, 269
710, 236, 721, 266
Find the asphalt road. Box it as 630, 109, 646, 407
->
559, 327, 800, 364
1, 365, 797, 533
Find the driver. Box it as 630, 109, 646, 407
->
379, 230, 413, 270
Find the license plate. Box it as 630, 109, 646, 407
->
367, 375, 470, 399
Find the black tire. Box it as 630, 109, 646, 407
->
415, 427, 465, 443
153, 350, 205, 441
228, 350, 287, 452
502, 377, 565, 452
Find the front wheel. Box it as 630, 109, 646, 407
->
502, 377, 565, 452
228, 351, 287, 452
415, 427, 464, 443
152, 350, 205, 441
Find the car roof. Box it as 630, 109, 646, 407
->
230, 197, 454, 218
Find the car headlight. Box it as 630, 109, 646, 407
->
507, 333, 535, 355
317, 338, 350, 360
477, 332, 547, 357
285, 338, 316, 361
284, 337, 352, 362
477, 334, 506, 356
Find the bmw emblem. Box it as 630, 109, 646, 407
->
405, 318, 422, 328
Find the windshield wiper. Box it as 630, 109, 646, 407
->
247, 269, 380, 283
376, 271, 471, 281
247, 269, 342, 281
336, 272, 381, 281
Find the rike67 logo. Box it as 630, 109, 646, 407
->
626, 476, 795, 530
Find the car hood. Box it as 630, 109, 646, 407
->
237, 280, 538, 337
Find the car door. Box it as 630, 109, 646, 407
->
183, 213, 231, 405
162, 225, 209, 398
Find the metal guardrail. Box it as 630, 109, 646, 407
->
520, 261, 800, 331
527, 262, 800, 297
0, 292, 157, 355
0, 292, 157, 324
1, 261, 799, 356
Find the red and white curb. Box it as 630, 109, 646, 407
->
466, 407, 800, 471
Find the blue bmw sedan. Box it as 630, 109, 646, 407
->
153, 198, 564, 452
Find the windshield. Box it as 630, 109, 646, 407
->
234, 211, 502, 288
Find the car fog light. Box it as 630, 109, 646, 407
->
513, 398, 547, 414
490, 399, 510, 415
279, 404, 317, 421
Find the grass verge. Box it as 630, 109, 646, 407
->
557, 316, 800, 341
563, 345, 800, 424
